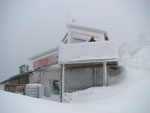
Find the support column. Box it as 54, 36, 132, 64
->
61, 64, 65, 102
93, 68, 97, 86
103, 61, 108, 86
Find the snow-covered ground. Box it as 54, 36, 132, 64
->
0, 64, 149, 113
64, 66, 149, 104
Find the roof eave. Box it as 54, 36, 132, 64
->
28, 47, 59, 61
67, 24, 107, 34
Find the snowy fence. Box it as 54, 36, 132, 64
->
122, 56, 150, 70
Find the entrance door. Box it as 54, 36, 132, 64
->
50, 80, 60, 95
50, 79, 60, 101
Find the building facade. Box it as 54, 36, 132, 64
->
1, 24, 122, 102
28, 24, 121, 102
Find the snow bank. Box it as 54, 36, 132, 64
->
65, 66, 150, 103
0, 65, 149, 113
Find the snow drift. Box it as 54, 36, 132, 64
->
0, 65, 149, 113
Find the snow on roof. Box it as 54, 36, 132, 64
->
1, 71, 33, 83
29, 47, 59, 61
26, 84, 43, 88
67, 24, 107, 34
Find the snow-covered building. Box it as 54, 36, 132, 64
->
1, 24, 121, 102
1, 65, 33, 94
28, 24, 121, 102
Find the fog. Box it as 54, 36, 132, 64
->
0, 0, 149, 81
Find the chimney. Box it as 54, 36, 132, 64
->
19, 64, 29, 74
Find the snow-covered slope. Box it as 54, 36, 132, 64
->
120, 36, 150, 70
65, 66, 149, 104
0, 65, 149, 113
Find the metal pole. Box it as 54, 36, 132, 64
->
103, 61, 108, 86
61, 64, 65, 102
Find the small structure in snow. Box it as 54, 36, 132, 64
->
25, 84, 44, 98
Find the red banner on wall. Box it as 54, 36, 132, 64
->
33, 53, 58, 69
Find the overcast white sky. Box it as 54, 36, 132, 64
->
0, 0, 149, 81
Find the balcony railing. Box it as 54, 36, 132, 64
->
58, 41, 118, 64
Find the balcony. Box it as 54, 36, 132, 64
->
58, 41, 118, 64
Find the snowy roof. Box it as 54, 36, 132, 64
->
67, 24, 107, 34
1, 71, 33, 83
29, 47, 59, 61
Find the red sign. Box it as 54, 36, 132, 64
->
33, 53, 58, 69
